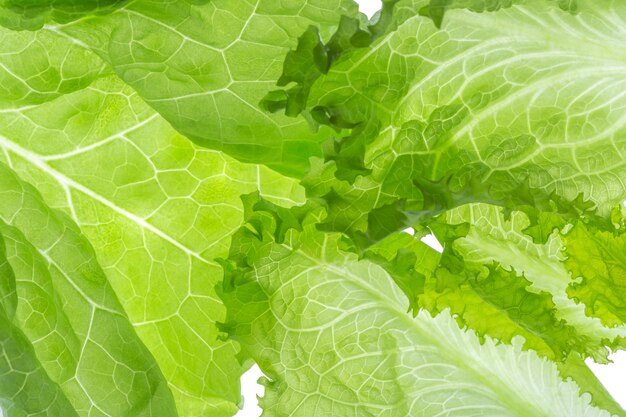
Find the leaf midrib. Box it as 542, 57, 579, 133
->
0, 134, 213, 266
284, 241, 553, 417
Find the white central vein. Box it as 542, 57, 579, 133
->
40, 114, 160, 161
0, 135, 211, 265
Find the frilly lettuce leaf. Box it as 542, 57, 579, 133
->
219, 197, 620, 417
436, 204, 626, 353
0, 0, 625, 415
416, 202, 626, 417
268, 0, 626, 246
564, 215, 626, 328
424, 203, 626, 413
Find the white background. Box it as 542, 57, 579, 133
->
234, 1, 626, 415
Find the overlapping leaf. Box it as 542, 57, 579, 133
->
34, 0, 362, 177
0, 25, 304, 416
0, 0, 625, 416
0, 0, 126, 30
269, 0, 626, 245
435, 204, 626, 353
219, 200, 620, 417
0, 162, 179, 416
0, 233, 79, 417
564, 214, 626, 327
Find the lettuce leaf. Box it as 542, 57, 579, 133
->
0, 162, 178, 416
271, 0, 626, 244
0, 233, 79, 417
438, 204, 626, 349
41, 0, 361, 177
0, 0, 127, 30
564, 219, 626, 328
219, 200, 619, 417
0, 0, 625, 416
0, 25, 304, 416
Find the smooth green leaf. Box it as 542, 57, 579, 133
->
0, 162, 178, 417
47, 0, 361, 177
0, 0, 126, 30
0, 233, 80, 417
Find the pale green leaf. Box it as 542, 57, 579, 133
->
220, 208, 618, 417
282, 0, 626, 242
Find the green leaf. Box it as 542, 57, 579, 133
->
1, 1, 625, 415
47, 0, 361, 177
0, 162, 178, 417
419, 0, 514, 28
261, 0, 400, 118
364, 231, 440, 313
366, 204, 626, 413
0, 26, 305, 416
361, 205, 625, 415
557, 353, 626, 417
0, 233, 80, 417
422, 259, 596, 361
0, 227, 15, 316
0, 0, 127, 30
220, 206, 617, 417
0, 309, 80, 417
278, 0, 626, 242
440, 203, 626, 358
420, 0, 577, 28
564, 222, 626, 327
